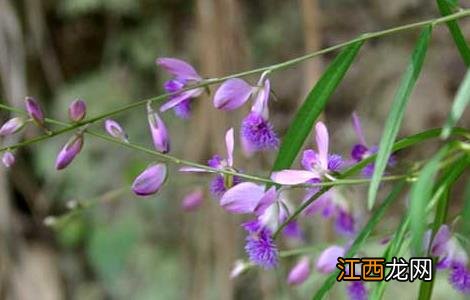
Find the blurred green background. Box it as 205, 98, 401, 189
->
0, 0, 469, 299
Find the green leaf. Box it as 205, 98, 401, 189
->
461, 177, 470, 250
271, 41, 363, 172
441, 69, 470, 138
312, 182, 405, 300
367, 26, 432, 209
410, 146, 449, 256
437, 0, 470, 66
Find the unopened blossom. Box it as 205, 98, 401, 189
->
68, 99, 87, 122
181, 189, 204, 212
104, 119, 128, 142
316, 245, 345, 274
214, 74, 279, 154
25, 96, 44, 125
271, 121, 343, 185
347, 282, 368, 300
132, 163, 167, 196
351, 112, 395, 177
180, 128, 241, 198
2, 151, 15, 168
287, 257, 311, 285
156, 58, 204, 118
55, 134, 84, 170
147, 102, 170, 153
425, 225, 468, 269
0, 117, 25, 136
230, 260, 250, 279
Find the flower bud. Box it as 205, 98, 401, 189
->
104, 119, 128, 142
55, 134, 84, 170
2, 151, 15, 168
181, 189, 204, 212
316, 245, 345, 274
68, 99, 87, 122
147, 103, 170, 153
287, 257, 311, 285
132, 163, 167, 196
0, 117, 25, 136
25, 96, 44, 125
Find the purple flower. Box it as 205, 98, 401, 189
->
316, 245, 345, 274
244, 228, 278, 269
2, 151, 15, 168
0, 117, 25, 136
449, 264, 470, 294
147, 102, 170, 153
214, 75, 279, 155
272, 121, 344, 185
180, 128, 242, 198
68, 99, 87, 122
287, 257, 311, 285
347, 282, 368, 300
351, 112, 395, 177
132, 163, 167, 196
181, 189, 204, 212
104, 119, 128, 142
220, 182, 266, 214
25, 96, 44, 125
240, 112, 279, 154
424, 225, 468, 269
55, 135, 84, 170
156, 58, 204, 118
283, 220, 304, 240
335, 208, 356, 236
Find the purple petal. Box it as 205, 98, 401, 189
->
181, 189, 204, 212
156, 57, 201, 81
287, 257, 311, 285
352, 112, 367, 146
213, 78, 253, 111
448, 264, 470, 294
240, 112, 279, 153
283, 221, 304, 240
160, 88, 202, 112
301, 149, 319, 171
251, 79, 270, 118
254, 186, 277, 216
132, 163, 167, 196
327, 154, 344, 172
347, 282, 368, 300
55, 135, 84, 170
2, 151, 15, 168
315, 122, 329, 170
220, 182, 265, 214
316, 245, 345, 274
148, 104, 170, 153
0, 117, 25, 136
335, 209, 356, 236
430, 225, 451, 257
245, 230, 278, 269
25, 96, 44, 125
225, 128, 234, 167
271, 170, 318, 185
164, 79, 185, 93
351, 144, 368, 162
173, 99, 192, 119
68, 99, 87, 122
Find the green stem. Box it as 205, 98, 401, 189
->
1, 9, 470, 153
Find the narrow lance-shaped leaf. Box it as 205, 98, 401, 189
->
436, 0, 470, 66
461, 177, 470, 251
410, 145, 449, 256
271, 41, 363, 172
368, 26, 432, 209
441, 69, 470, 138
312, 182, 405, 300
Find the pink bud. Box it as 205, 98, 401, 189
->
2, 151, 15, 168
25, 96, 44, 125
147, 103, 170, 153
0, 117, 25, 136
55, 135, 84, 170
287, 257, 311, 285
132, 163, 167, 196
181, 189, 204, 212
68, 99, 87, 122
316, 245, 345, 274
104, 119, 128, 142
